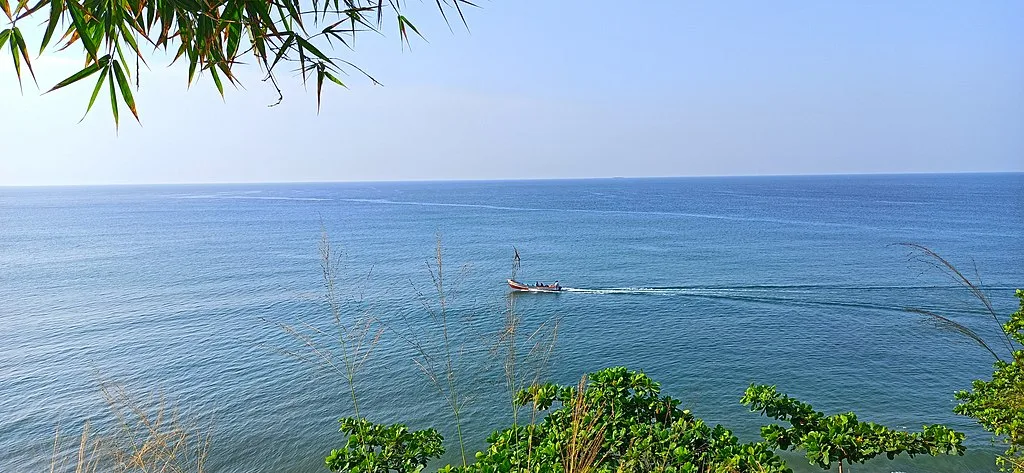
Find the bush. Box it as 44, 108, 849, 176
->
955, 289, 1024, 472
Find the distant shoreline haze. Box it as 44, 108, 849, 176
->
1, 170, 1022, 188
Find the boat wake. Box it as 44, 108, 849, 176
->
557, 285, 993, 316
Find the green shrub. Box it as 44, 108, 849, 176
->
955, 289, 1024, 472
742, 385, 964, 472
326, 418, 445, 473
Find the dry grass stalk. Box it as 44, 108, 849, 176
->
50, 384, 210, 473
495, 248, 561, 470
102, 383, 211, 473
898, 242, 1016, 360
384, 234, 473, 466
563, 375, 607, 473
265, 229, 383, 419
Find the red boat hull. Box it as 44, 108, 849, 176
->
507, 279, 561, 292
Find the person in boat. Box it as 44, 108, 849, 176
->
551, 280, 560, 289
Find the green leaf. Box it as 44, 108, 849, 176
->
14, 0, 47, 21
296, 36, 332, 63
281, 0, 304, 32
268, 33, 295, 72
225, 23, 241, 60
209, 65, 224, 97
112, 59, 138, 122
108, 66, 119, 127
67, 0, 98, 60
397, 15, 425, 48
0, 29, 10, 50
10, 33, 22, 91
12, 27, 37, 86
38, 0, 64, 54
114, 41, 130, 78
316, 65, 324, 113
79, 64, 108, 121
47, 54, 107, 92
323, 70, 346, 88
187, 54, 197, 85
117, 21, 145, 66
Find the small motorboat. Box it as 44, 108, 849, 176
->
508, 279, 562, 292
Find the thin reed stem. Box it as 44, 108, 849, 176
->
898, 243, 1016, 360
898, 242, 1016, 357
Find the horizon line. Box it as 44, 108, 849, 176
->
1, 170, 1021, 188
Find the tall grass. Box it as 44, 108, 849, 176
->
266, 229, 383, 419
899, 242, 1019, 360
382, 235, 473, 465
50, 383, 211, 473
413, 235, 471, 466
493, 248, 561, 471
562, 375, 606, 473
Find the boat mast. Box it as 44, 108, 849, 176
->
511, 247, 521, 281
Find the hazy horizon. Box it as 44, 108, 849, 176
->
2, 170, 1021, 188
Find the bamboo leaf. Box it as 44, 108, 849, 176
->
316, 64, 324, 113
47, 54, 107, 92
108, 65, 119, 127
323, 70, 346, 87
13, 0, 45, 20
434, 0, 452, 32
397, 15, 425, 47
295, 36, 332, 63
79, 64, 108, 121
225, 23, 240, 60
0, 29, 10, 50
187, 53, 197, 85
112, 59, 138, 122
170, 41, 186, 64
217, 61, 236, 86
10, 34, 22, 91
397, 14, 406, 47
404, 16, 426, 40
39, 0, 65, 54
281, 0, 304, 33
267, 33, 294, 72
12, 27, 37, 86
452, 0, 475, 30
250, 2, 278, 35
114, 41, 129, 77
67, 0, 98, 60
0, 0, 10, 20
209, 64, 224, 97
117, 21, 145, 65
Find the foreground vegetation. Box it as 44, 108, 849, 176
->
325, 366, 965, 473
319, 287, 1023, 473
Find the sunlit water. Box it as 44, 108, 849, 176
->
2, 174, 1022, 472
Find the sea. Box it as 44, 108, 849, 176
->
1, 173, 1022, 473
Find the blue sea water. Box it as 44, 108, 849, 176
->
1, 173, 1022, 472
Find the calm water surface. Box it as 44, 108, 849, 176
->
1, 174, 1022, 472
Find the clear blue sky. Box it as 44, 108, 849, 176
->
1, 0, 1021, 185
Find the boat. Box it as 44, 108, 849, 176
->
508, 279, 562, 292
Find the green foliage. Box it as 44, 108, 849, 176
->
326, 417, 445, 473
954, 289, 1024, 472
456, 367, 791, 473
2, 0, 473, 125
742, 384, 965, 471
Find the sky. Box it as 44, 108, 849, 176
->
0, 0, 1022, 185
